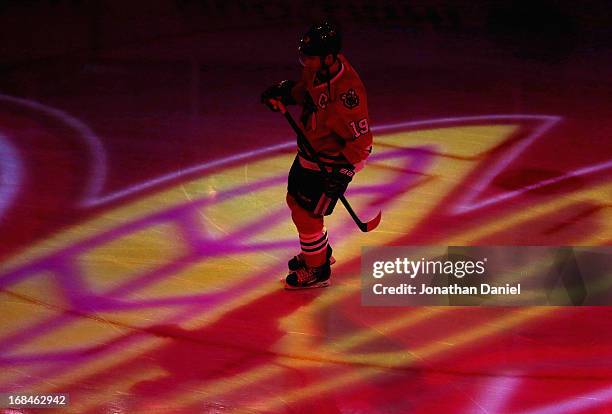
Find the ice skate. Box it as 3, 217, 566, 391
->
284, 261, 331, 290
288, 245, 336, 271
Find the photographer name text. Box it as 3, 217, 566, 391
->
372, 283, 521, 295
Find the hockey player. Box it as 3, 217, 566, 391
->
261, 21, 373, 289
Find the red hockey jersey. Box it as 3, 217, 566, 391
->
291, 54, 373, 166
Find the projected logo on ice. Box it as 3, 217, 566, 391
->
0, 94, 611, 412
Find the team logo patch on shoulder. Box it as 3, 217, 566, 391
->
340, 89, 360, 109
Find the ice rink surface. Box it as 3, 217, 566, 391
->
0, 5, 611, 413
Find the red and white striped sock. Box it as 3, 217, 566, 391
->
299, 228, 328, 267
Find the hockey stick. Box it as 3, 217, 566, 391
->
276, 101, 382, 232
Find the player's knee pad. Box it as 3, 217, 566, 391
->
287, 192, 324, 233
286, 192, 299, 210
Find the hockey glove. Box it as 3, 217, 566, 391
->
261, 80, 296, 111
323, 166, 355, 199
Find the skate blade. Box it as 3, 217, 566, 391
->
284, 280, 331, 290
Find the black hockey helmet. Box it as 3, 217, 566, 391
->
298, 20, 342, 58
